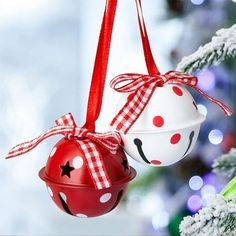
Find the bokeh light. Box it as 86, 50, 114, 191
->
201, 184, 216, 198
189, 176, 204, 191
187, 195, 202, 212
197, 104, 208, 116
208, 129, 224, 145
140, 193, 164, 217
197, 70, 216, 91
190, 0, 205, 5
152, 211, 170, 230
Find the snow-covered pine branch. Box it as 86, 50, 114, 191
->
176, 24, 236, 73
212, 148, 236, 180
179, 194, 236, 236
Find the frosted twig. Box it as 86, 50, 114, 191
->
176, 24, 236, 73
179, 194, 236, 236
212, 148, 236, 180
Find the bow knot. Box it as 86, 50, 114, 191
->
6, 113, 122, 190
143, 75, 165, 87
110, 71, 232, 134
65, 127, 88, 140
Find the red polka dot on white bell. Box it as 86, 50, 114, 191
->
172, 86, 183, 96
153, 116, 164, 127
170, 133, 181, 144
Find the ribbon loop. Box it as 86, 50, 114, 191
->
110, 73, 166, 93
110, 73, 150, 93
6, 113, 122, 190
110, 71, 233, 134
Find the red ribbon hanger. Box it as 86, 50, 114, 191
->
135, 0, 159, 76
110, 0, 232, 134
83, 0, 118, 132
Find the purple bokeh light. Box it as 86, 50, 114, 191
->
187, 195, 202, 212
197, 70, 216, 91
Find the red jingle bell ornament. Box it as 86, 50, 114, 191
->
6, 0, 136, 217
37, 115, 135, 217
39, 138, 135, 217
7, 113, 136, 217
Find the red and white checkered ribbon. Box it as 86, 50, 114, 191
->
110, 71, 233, 134
6, 113, 122, 190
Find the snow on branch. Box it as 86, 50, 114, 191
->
176, 24, 236, 73
212, 148, 236, 180
179, 194, 236, 236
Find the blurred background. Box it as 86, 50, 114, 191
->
0, 0, 236, 235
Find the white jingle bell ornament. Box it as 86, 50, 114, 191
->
110, 0, 232, 167
110, 72, 232, 167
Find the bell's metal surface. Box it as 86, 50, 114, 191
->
39, 138, 136, 217
114, 84, 205, 166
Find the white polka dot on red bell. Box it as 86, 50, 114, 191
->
47, 186, 53, 197
49, 147, 57, 157
110, 150, 117, 155
99, 193, 112, 203
76, 213, 88, 218
72, 156, 84, 169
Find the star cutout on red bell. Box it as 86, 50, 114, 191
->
60, 161, 75, 178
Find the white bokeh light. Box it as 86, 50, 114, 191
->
208, 129, 223, 145
189, 176, 204, 191
201, 184, 216, 198
197, 104, 208, 116
191, 0, 205, 5
152, 211, 170, 230
140, 193, 164, 217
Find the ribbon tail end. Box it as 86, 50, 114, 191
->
5, 150, 25, 159
224, 107, 233, 117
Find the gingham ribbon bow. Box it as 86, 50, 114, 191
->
110, 71, 232, 134
6, 113, 122, 190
